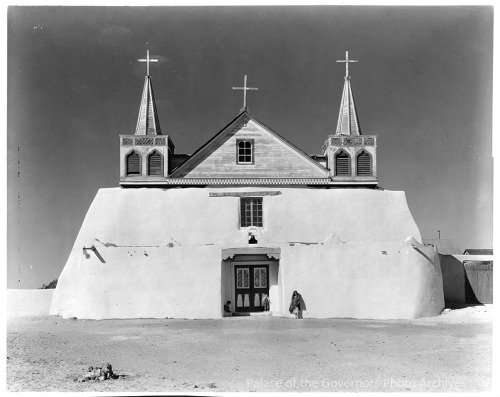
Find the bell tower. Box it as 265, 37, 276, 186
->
322, 51, 378, 186
119, 50, 175, 186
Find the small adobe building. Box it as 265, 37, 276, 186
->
50, 51, 444, 320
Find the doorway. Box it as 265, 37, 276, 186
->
234, 264, 269, 312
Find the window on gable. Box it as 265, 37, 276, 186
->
356, 151, 372, 176
240, 197, 263, 227
237, 140, 254, 164
126, 151, 141, 175
148, 150, 163, 176
335, 151, 350, 176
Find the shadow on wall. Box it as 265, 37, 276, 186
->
439, 255, 493, 305
83, 246, 106, 263
464, 260, 493, 304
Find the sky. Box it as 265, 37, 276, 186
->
6, 5, 494, 289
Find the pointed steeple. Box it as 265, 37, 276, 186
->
135, 50, 162, 136
135, 76, 162, 135
335, 51, 361, 136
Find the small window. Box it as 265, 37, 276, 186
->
237, 140, 254, 164
126, 151, 141, 175
148, 150, 163, 176
356, 151, 372, 176
335, 151, 350, 176
240, 197, 263, 227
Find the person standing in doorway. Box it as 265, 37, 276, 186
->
289, 290, 303, 319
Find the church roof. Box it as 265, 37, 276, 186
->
134, 76, 162, 136
463, 249, 493, 255
169, 110, 328, 177
335, 75, 361, 136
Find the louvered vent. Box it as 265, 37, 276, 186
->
357, 152, 372, 176
126, 152, 141, 175
148, 152, 163, 176
335, 152, 350, 176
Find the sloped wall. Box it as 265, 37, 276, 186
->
280, 243, 443, 319
50, 187, 444, 320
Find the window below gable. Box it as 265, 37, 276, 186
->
240, 197, 263, 227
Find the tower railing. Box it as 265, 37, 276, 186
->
322, 135, 376, 152
120, 136, 170, 146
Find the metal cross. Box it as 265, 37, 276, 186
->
138, 50, 158, 76
232, 75, 258, 109
336, 51, 357, 77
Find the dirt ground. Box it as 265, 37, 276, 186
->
6, 305, 492, 392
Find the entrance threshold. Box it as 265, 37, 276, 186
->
232, 311, 273, 317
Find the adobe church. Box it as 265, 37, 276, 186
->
50, 51, 444, 320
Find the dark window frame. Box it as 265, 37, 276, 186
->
356, 150, 372, 176
126, 150, 141, 176
236, 139, 255, 165
240, 197, 263, 228
147, 150, 163, 176
335, 150, 351, 176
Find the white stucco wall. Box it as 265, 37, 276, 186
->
50, 187, 443, 320
51, 245, 221, 320
279, 243, 443, 319
8, 289, 54, 317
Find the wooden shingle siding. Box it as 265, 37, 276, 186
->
177, 120, 327, 178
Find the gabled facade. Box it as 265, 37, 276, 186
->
119, 54, 377, 187
169, 112, 329, 182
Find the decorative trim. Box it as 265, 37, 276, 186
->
222, 247, 281, 260
209, 191, 281, 197
162, 178, 331, 185
120, 177, 378, 186
326, 135, 377, 147
120, 136, 169, 147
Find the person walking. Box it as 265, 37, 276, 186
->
289, 290, 303, 319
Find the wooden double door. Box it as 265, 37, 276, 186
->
234, 265, 269, 312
